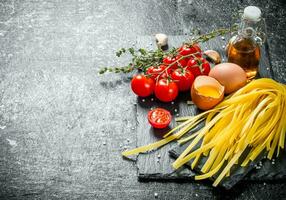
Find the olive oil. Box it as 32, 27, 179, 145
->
227, 36, 260, 79
227, 6, 265, 79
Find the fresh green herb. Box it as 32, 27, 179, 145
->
99, 26, 237, 74
185, 27, 235, 45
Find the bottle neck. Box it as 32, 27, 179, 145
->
238, 19, 259, 38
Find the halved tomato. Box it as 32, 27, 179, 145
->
148, 108, 172, 129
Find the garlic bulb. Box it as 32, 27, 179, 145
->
155, 33, 168, 50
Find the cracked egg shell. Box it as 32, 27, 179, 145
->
191, 76, 225, 110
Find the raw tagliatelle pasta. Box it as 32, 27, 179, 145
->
122, 78, 286, 186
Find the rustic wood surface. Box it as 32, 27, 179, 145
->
0, 0, 286, 199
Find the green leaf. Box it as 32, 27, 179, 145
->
128, 48, 135, 56
116, 48, 126, 57
138, 48, 147, 55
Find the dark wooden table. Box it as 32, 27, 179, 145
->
0, 0, 285, 199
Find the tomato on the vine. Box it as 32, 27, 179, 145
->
159, 71, 171, 80
146, 65, 166, 80
162, 56, 178, 71
146, 65, 172, 80
131, 74, 155, 97
171, 69, 195, 92
178, 44, 202, 57
148, 108, 172, 129
175, 55, 188, 68
154, 79, 178, 102
186, 57, 211, 77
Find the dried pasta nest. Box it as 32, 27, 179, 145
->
123, 78, 286, 186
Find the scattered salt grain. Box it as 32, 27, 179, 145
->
154, 192, 158, 198
6, 139, 17, 146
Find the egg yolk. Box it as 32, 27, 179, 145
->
197, 86, 221, 98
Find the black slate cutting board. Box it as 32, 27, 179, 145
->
169, 140, 286, 189
135, 35, 285, 188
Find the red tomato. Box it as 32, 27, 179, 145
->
148, 108, 172, 129
146, 65, 172, 80
178, 44, 202, 58
163, 56, 178, 71
186, 57, 210, 77
192, 44, 202, 54
146, 65, 166, 80
176, 55, 188, 68
155, 79, 178, 102
131, 74, 155, 97
159, 71, 170, 80
171, 69, 195, 92
201, 62, 211, 75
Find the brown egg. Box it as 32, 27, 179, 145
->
191, 76, 225, 110
209, 63, 247, 94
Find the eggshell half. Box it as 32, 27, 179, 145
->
191, 76, 225, 110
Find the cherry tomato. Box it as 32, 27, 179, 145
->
159, 71, 170, 80
201, 62, 211, 75
146, 65, 171, 80
171, 69, 195, 92
155, 79, 178, 102
192, 44, 202, 54
146, 65, 166, 80
163, 56, 178, 71
148, 108, 172, 129
176, 55, 188, 68
186, 57, 211, 77
178, 44, 202, 57
131, 74, 155, 97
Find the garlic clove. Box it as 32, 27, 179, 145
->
203, 50, 221, 64
155, 33, 168, 50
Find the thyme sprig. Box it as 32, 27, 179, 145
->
99, 26, 236, 74
185, 27, 234, 46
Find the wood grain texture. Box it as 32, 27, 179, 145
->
0, 0, 285, 199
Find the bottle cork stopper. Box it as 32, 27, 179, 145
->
243, 6, 261, 22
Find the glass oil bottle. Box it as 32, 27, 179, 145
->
227, 6, 265, 79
